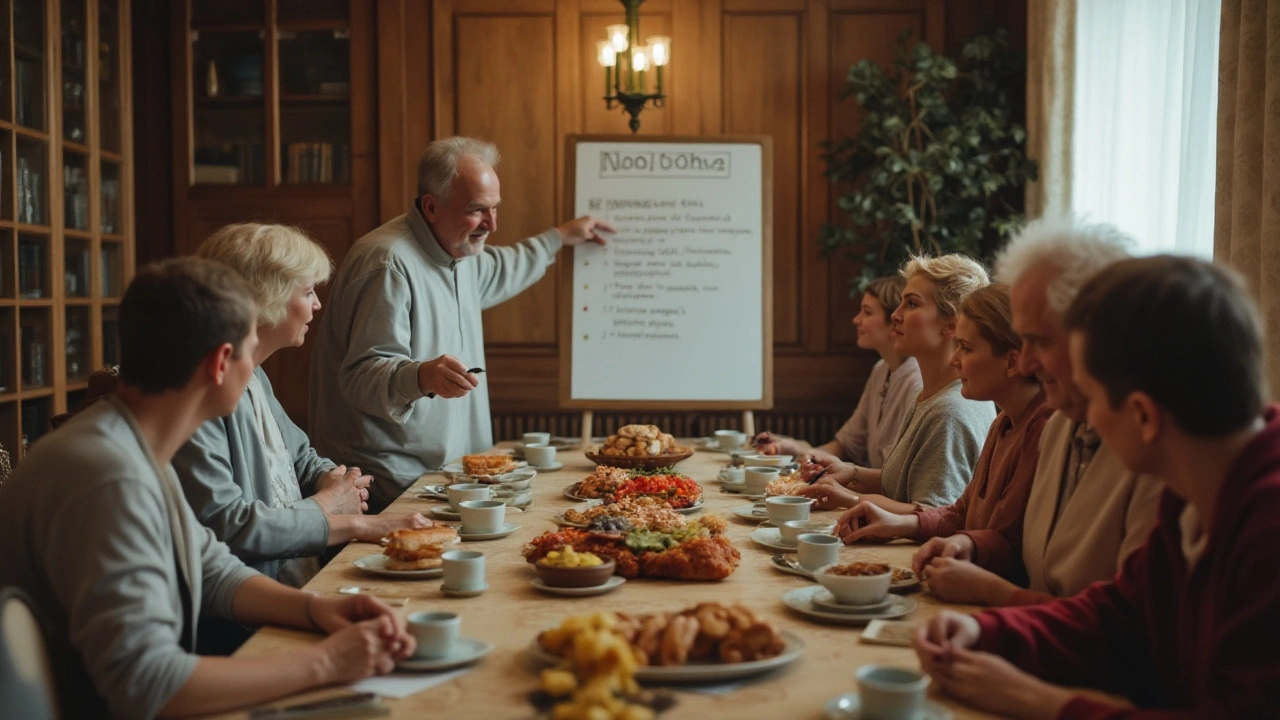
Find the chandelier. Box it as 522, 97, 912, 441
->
596, 0, 670, 133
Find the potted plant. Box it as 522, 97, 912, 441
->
820, 30, 1037, 290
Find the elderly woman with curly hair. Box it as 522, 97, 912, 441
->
173, 223, 431, 598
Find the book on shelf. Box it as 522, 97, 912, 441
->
286, 143, 350, 184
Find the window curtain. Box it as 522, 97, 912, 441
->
1071, 0, 1221, 257
1215, 0, 1280, 397
1025, 0, 1076, 219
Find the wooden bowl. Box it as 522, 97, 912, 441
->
534, 556, 617, 588
584, 447, 694, 470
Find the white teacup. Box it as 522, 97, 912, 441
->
744, 466, 779, 495
525, 443, 557, 468
765, 496, 812, 525
458, 500, 506, 534
723, 466, 746, 484
407, 611, 461, 659
797, 533, 841, 571
523, 432, 551, 446
856, 665, 930, 720
714, 429, 746, 450
441, 550, 486, 592
447, 482, 491, 511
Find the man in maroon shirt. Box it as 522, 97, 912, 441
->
912, 255, 1280, 719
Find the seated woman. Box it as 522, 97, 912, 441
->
799, 254, 996, 512
754, 276, 921, 468
833, 284, 1053, 583
174, 223, 430, 590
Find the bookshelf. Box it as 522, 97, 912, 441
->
0, 0, 134, 460
170, 0, 375, 428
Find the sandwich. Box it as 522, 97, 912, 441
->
383, 526, 458, 571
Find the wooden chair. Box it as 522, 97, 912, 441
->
0, 587, 59, 719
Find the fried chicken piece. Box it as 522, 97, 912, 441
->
695, 514, 727, 535
637, 536, 740, 581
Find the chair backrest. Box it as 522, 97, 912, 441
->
0, 588, 59, 720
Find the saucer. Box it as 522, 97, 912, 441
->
429, 505, 461, 520
749, 527, 796, 551
529, 461, 564, 472
732, 503, 770, 522
824, 692, 954, 720
750, 526, 833, 552
782, 586, 918, 625
530, 575, 626, 596
396, 637, 495, 673
809, 588, 893, 613
458, 522, 520, 541
441, 584, 488, 598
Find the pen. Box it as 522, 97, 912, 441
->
427, 367, 484, 399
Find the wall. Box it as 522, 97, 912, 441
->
139, 0, 1025, 439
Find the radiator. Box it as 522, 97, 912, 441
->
491, 410, 848, 446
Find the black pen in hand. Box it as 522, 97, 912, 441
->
427, 367, 484, 399
805, 455, 828, 485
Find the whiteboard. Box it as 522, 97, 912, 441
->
559, 136, 773, 410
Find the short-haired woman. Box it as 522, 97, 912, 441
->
174, 223, 431, 592
800, 254, 996, 512
832, 285, 1053, 584
755, 276, 922, 469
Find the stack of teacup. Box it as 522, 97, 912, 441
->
523, 431, 558, 469
764, 496, 832, 546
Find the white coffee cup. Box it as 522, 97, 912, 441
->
447, 483, 491, 511
525, 443, 557, 468
797, 533, 841, 570
523, 432, 551, 446
714, 429, 745, 450
766, 496, 812, 525
407, 611, 461, 659
723, 466, 746, 484
458, 500, 506, 534
856, 665, 930, 720
744, 466, 779, 495
441, 549, 486, 592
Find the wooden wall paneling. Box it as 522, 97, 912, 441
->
722, 6, 804, 348
375, 1, 408, 222
825, 7, 935, 351
697, 0, 724, 135
169, 1, 193, 254
446, 11, 560, 347
801, 0, 832, 355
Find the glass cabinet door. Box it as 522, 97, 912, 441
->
191, 8, 266, 186
279, 24, 350, 184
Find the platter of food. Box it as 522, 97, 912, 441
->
532, 604, 804, 683
523, 515, 739, 581
587, 424, 693, 469
563, 466, 703, 511
553, 498, 705, 534
768, 555, 920, 591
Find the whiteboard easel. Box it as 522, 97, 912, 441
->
561, 136, 773, 441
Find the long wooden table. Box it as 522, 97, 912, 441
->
224, 446, 1001, 719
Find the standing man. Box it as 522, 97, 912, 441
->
310, 137, 613, 510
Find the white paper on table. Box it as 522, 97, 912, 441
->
347, 667, 472, 699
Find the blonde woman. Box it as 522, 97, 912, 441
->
174, 224, 431, 594
755, 276, 922, 468
834, 285, 1052, 585
800, 254, 996, 512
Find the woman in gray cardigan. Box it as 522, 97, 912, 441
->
800, 254, 996, 512
174, 223, 431, 589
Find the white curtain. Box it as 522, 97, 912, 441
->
1071, 0, 1221, 257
